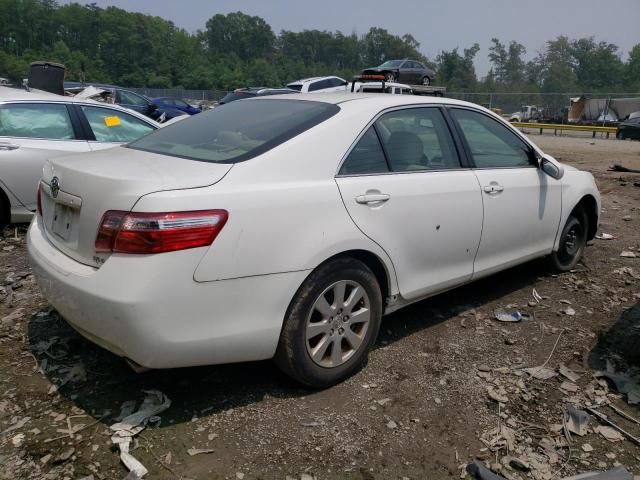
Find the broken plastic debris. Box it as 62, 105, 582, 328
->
494, 310, 525, 322
620, 251, 637, 258
595, 233, 615, 240
523, 367, 557, 380
559, 364, 581, 383
565, 405, 590, 436
595, 425, 625, 442
561, 306, 576, 316
110, 390, 171, 478
187, 448, 215, 456
532, 288, 543, 303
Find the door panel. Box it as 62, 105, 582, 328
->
472, 168, 562, 276
336, 107, 483, 300
337, 171, 483, 299
449, 107, 562, 277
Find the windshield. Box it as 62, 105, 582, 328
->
379, 60, 403, 68
128, 99, 340, 163
286, 84, 303, 91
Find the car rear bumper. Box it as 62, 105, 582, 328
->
27, 216, 310, 369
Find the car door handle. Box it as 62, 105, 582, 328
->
355, 193, 391, 204
483, 183, 504, 194
0, 142, 20, 151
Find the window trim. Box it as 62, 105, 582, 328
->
446, 106, 539, 170
0, 101, 84, 141
336, 105, 467, 177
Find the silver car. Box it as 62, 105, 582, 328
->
0, 87, 158, 227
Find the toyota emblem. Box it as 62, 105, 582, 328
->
51, 176, 60, 198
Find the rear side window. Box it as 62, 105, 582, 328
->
339, 127, 389, 175
309, 80, 329, 92
128, 99, 340, 163
375, 108, 461, 171
451, 108, 532, 168
0, 103, 75, 140
117, 90, 148, 106
81, 106, 154, 143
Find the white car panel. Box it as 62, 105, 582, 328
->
337, 171, 483, 300
472, 168, 562, 278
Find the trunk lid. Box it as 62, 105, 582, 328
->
40, 146, 232, 267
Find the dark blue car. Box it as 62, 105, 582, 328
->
151, 97, 202, 115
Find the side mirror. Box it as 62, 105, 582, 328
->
539, 155, 564, 180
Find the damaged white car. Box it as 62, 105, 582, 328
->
28, 94, 600, 387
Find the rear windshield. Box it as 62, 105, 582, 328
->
127, 99, 340, 163
219, 92, 250, 104
286, 84, 303, 91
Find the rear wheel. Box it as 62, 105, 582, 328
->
421, 76, 431, 86
275, 257, 382, 388
617, 131, 625, 140
549, 209, 588, 272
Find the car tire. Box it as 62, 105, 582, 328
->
384, 72, 396, 82
616, 131, 625, 140
549, 208, 588, 272
421, 76, 431, 86
274, 257, 383, 388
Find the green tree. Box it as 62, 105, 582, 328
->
206, 11, 274, 61
436, 43, 479, 90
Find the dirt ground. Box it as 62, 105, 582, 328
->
0, 134, 639, 480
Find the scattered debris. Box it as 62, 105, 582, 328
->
563, 466, 634, 479
494, 310, 525, 322
595, 233, 615, 240
110, 390, 171, 478
620, 251, 637, 258
582, 443, 594, 452
561, 306, 577, 316
595, 425, 625, 442
523, 366, 558, 380
565, 405, 590, 437
559, 364, 581, 383
466, 461, 506, 480
187, 448, 215, 456
609, 164, 640, 173
587, 407, 640, 446
487, 386, 508, 403
594, 370, 640, 405
386, 420, 398, 430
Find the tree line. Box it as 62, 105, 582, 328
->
0, 0, 638, 93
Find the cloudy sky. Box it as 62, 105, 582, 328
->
65, 0, 640, 76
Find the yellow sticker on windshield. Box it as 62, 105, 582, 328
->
104, 116, 121, 127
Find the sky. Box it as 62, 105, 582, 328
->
63, 0, 640, 76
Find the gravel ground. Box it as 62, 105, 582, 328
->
0, 135, 639, 480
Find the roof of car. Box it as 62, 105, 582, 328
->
287, 76, 341, 85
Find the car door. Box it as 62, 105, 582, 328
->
76, 105, 156, 151
0, 102, 89, 210
336, 106, 483, 300
449, 107, 562, 278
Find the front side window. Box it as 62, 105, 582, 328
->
0, 103, 75, 140
380, 60, 403, 68
286, 84, 303, 91
375, 108, 460, 171
174, 99, 189, 108
128, 99, 340, 163
450, 108, 533, 168
339, 127, 389, 175
81, 106, 155, 143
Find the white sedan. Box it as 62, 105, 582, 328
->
28, 94, 600, 387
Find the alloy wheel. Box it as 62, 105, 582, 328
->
305, 280, 371, 368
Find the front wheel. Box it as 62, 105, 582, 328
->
421, 76, 431, 86
274, 257, 382, 388
384, 72, 396, 82
549, 209, 588, 272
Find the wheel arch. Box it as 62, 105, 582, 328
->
0, 186, 10, 227
572, 194, 599, 241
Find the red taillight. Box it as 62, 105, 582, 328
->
95, 210, 228, 254
36, 184, 42, 216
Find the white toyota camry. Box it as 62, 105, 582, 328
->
28, 94, 600, 387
